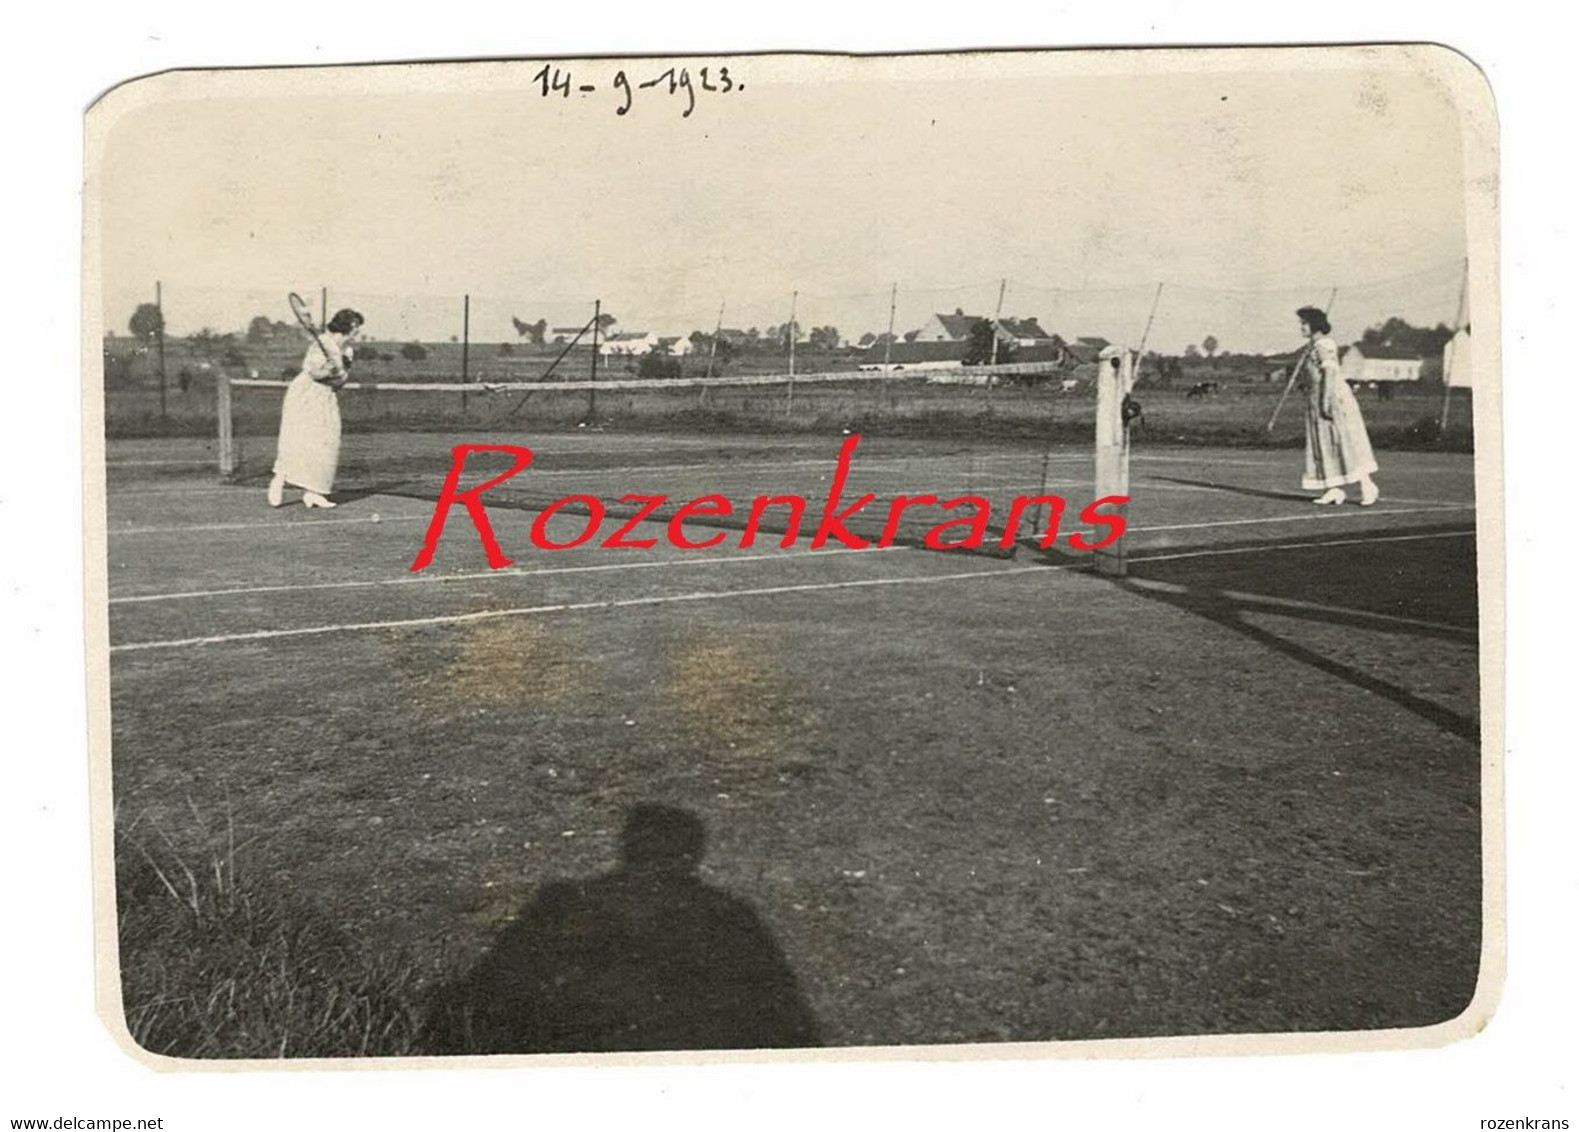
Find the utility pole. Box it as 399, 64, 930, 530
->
155, 281, 167, 419
883, 283, 897, 369
589, 299, 601, 419
990, 278, 1007, 368
1441, 258, 1469, 430
706, 302, 725, 380
788, 290, 798, 376
785, 290, 798, 416
461, 294, 471, 413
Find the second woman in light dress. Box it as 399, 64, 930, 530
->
1295, 306, 1379, 506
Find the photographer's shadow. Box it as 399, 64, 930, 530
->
423, 804, 822, 1055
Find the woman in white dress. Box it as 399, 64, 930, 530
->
1295, 306, 1379, 506
267, 308, 364, 509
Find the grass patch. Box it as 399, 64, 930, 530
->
115, 807, 430, 1059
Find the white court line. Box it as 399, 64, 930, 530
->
104, 454, 1094, 504
110, 545, 906, 604
504, 459, 1083, 479
103, 475, 1100, 499
112, 512, 433, 535
106, 459, 215, 467
1130, 454, 1286, 467
106, 475, 1471, 509
1131, 504, 1472, 535
1127, 529, 1474, 563
109, 485, 243, 497
109, 525, 1480, 653
108, 499, 1475, 538
1124, 575, 1477, 638
110, 443, 1472, 470
1127, 452, 1469, 470
1342, 496, 1472, 507
116, 451, 1092, 474
110, 562, 1057, 652
106, 442, 784, 462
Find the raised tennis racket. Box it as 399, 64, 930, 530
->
288, 291, 347, 388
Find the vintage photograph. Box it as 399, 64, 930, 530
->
84, 45, 1499, 1061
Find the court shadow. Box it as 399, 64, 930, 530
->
1129, 521, 1479, 630
326, 479, 419, 505
1145, 474, 1311, 503
222, 470, 413, 506
421, 804, 822, 1055
1029, 526, 1480, 741
1118, 538, 1479, 742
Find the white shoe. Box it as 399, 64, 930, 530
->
267, 473, 285, 508
1314, 488, 1346, 505
1359, 482, 1380, 507
303, 492, 336, 509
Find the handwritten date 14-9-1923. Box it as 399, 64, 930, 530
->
532, 63, 741, 118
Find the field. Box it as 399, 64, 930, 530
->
103, 422, 1484, 1056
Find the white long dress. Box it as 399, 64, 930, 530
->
272, 339, 345, 495
1300, 335, 1379, 490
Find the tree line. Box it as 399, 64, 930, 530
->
117, 301, 1459, 384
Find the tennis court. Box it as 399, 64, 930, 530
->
103, 415, 1482, 1049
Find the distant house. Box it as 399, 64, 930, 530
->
1339, 344, 1424, 384
857, 340, 967, 373
1443, 325, 1473, 388
998, 317, 1058, 347
551, 326, 587, 345
915, 308, 1060, 348
1013, 339, 1071, 366
915, 310, 981, 343
598, 331, 659, 357
655, 335, 694, 357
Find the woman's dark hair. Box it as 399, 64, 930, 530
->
327, 308, 365, 335
1296, 306, 1331, 335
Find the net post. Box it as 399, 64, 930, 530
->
216, 372, 235, 480
1093, 345, 1133, 577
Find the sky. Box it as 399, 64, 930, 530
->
92, 48, 1473, 354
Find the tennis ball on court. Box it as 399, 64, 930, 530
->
371, 512, 381, 524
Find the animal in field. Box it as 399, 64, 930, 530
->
1186, 381, 1220, 398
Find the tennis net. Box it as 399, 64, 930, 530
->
217, 365, 1102, 554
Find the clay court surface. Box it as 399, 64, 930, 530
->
102, 430, 1484, 1047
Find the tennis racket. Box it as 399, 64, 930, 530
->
289, 291, 348, 388
1268, 288, 1338, 431
1266, 344, 1313, 432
